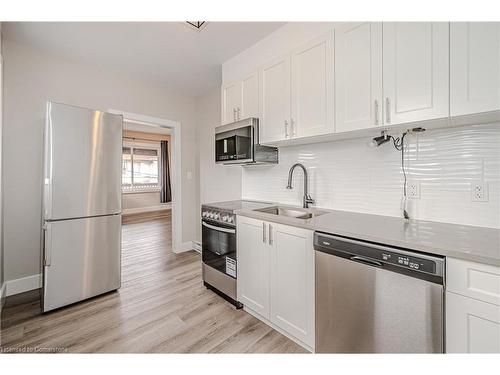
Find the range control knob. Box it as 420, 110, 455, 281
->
214, 212, 220, 220
222, 215, 228, 222
227, 216, 234, 224
209, 212, 215, 219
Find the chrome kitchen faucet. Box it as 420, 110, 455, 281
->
286, 163, 315, 208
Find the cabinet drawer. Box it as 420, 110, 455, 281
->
447, 258, 500, 306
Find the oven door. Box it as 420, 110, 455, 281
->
202, 220, 237, 278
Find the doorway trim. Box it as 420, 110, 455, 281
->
108, 109, 184, 253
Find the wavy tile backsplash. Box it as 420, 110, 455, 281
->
242, 123, 500, 228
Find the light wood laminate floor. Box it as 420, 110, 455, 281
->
0, 211, 307, 353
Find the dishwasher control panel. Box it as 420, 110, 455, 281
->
379, 252, 435, 273
314, 232, 445, 280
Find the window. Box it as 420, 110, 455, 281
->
122, 143, 161, 192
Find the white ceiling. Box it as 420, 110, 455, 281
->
3, 22, 286, 97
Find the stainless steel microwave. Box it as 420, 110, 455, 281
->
215, 118, 278, 165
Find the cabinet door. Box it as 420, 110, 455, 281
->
269, 223, 314, 347
260, 54, 291, 143
291, 30, 334, 138
450, 22, 500, 116
236, 216, 270, 319
240, 71, 259, 120
446, 292, 500, 353
383, 22, 449, 125
335, 22, 383, 133
221, 81, 241, 125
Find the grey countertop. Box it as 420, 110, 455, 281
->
235, 204, 500, 267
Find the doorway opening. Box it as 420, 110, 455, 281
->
108, 110, 183, 254
122, 122, 172, 220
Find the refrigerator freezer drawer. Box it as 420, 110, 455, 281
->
43, 214, 121, 312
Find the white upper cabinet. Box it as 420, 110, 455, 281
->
240, 71, 259, 119
260, 54, 291, 143
450, 22, 500, 116
291, 30, 334, 138
335, 22, 383, 133
221, 71, 259, 125
223, 22, 499, 145
221, 81, 241, 124
382, 22, 449, 125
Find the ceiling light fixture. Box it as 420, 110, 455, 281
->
185, 21, 208, 32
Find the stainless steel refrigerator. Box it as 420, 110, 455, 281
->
41, 102, 123, 312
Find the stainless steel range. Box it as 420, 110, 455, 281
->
201, 200, 270, 308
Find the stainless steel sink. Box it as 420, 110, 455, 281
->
254, 206, 328, 220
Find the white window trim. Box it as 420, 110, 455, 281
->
122, 140, 162, 194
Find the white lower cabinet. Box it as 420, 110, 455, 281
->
446, 258, 500, 353
446, 292, 500, 353
237, 216, 270, 318
270, 223, 314, 347
237, 216, 315, 349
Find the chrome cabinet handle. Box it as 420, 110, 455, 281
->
385, 97, 391, 124
269, 224, 273, 245
291, 118, 296, 136
284, 120, 289, 138
374, 100, 379, 125
233, 108, 237, 122
237, 107, 241, 120
263, 222, 267, 243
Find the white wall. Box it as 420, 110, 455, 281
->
243, 123, 500, 229
2, 39, 199, 283
122, 192, 163, 210
195, 87, 242, 241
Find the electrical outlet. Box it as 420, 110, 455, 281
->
471, 181, 488, 202
407, 181, 420, 199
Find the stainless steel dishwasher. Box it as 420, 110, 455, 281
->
314, 232, 445, 353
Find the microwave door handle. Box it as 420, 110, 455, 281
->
202, 221, 236, 234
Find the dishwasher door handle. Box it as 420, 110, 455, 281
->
350, 255, 383, 268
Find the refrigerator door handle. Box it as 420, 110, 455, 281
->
44, 224, 52, 267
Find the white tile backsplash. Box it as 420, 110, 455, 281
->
242, 123, 500, 228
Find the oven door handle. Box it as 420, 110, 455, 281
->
202, 221, 236, 234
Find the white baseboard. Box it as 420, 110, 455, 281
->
192, 241, 202, 253
122, 203, 171, 215
5, 273, 42, 296
173, 241, 197, 254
